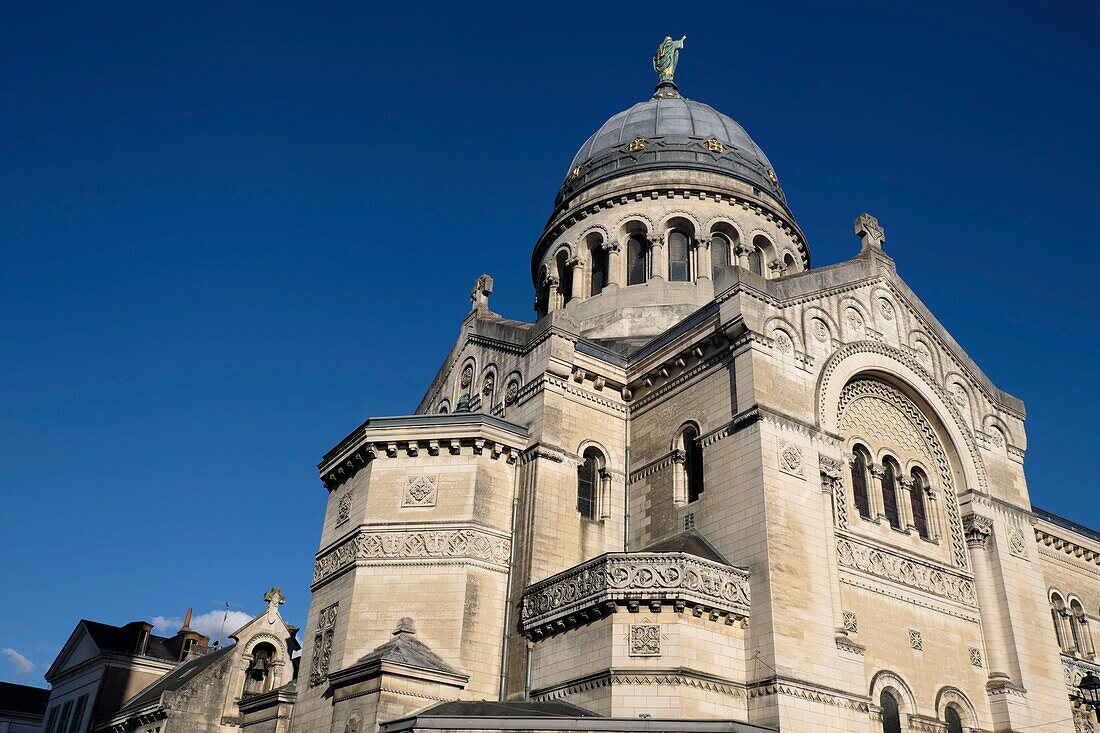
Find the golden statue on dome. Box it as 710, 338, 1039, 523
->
653, 35, 686, 82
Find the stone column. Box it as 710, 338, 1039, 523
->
544, 274, 560, 314
898, 477, 916, 533
820, 456, 857, 643
567, 257, 583, 302
650, 233, 666, 281
695, 236, 712, 283
963, 514, 1013, 681
925, 485, 942, 541
671, 449, 687, 506
734, 240, 754, 269
868, 463, 886, 522
603, 240, 622, 289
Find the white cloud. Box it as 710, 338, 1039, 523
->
152, 609, 254, 646
3, 648, 35, 675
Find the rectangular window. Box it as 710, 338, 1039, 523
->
43, 706, 59, 733
68, 695, 87, 733
56, 700, 73, 733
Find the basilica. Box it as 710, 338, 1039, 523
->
35, 41, 1100, 733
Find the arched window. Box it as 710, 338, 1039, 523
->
750, 235, 770, 276
590, 243, 609, 296
880, 691, 901, 733
945, 706, 963, 733
783, 252, 796, 272
627, 235, 649, 285
537, 266, 551, 316
577, 448, 603, 520
668, 229, 691, 282
710, 234, 730, 279
882, 457, 902, 530
244, 642, 277, 696
1051, 592, 1068, 651
679, 425, 704, 503
556, 250, 573, 306
910, 468, 930, 540
850, 445, 872, 519
1070, 600, 1087, 654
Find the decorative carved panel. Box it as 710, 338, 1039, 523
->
837, 535, 976, 606
309, 602, 338, 687
629, 624, 661, 656
402, 475, 438, 507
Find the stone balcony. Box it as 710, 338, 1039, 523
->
519, 550, 751, 638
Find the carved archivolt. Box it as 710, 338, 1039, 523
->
313, 527, 511, 587
838, 377, 968, 568
818, 340, 989, 494
934, 686, 977, 727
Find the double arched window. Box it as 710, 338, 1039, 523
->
668, 229, 691, 282
626, 235, 650, 285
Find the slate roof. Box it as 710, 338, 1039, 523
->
355, 628, 459, 675
80, 620, 177, 663
0, 681, 50, 716
558, 82, 786, 211
107, 645, 233, 719
642, 528, 731, 565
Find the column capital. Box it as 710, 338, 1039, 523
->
601, 240, 621, 253
962, 514, 994, 548
868, 463, 886, 479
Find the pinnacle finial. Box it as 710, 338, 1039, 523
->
393, 617, 416, 636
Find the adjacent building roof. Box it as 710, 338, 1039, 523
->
0, 681, 50, 716
80, 620, 177, 663
99, 645, 234, 724
643, 528, 730, 564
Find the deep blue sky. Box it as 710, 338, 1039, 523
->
2, 1, 1098, 687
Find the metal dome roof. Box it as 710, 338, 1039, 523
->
557, 82, 786, 209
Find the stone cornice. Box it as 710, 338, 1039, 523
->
531, 667, 747, 701
519, 551, 750, 638
1035, 525, 1100, 566
318, 414, 528, 490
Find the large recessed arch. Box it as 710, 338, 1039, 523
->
816, 341, 988, 495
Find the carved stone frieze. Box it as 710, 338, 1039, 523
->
520, 551, 750, 637
313, 526, 511, 587
836, 535, 977, 606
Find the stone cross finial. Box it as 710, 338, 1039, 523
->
470, 274, 494, 310
854, 213, 885, 250
264, 587, 285, 624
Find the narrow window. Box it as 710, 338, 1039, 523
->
537, 266, 550, 316
682, 425, 704, 502
910, 468, 930, 539
556, 250, 573, 305
1052, 594, 1068, 650
851, 446, 872, 519
577, 448, 601, 519
784, 252, 796, 272
880, 691, 901, 733
710, 234, 729, 279
882, 458, 901, 529
669, 230, 691, 282
590, 244, 608, 295
945, 707, 963, 733
1071, 601, 1086, 654
747, 247, 762, 276
56, 701, 73, 733
67, 696, 87, 733
627, 235, 648, 285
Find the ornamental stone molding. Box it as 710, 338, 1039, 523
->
628, 623, 661, 656
313, 525, 511, 588
962, 514, 994, 549
836, 535, 977, 607
402, 475, 438, 507
520, 551, 750, 638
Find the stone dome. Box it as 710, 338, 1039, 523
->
557, 82, 786, 210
